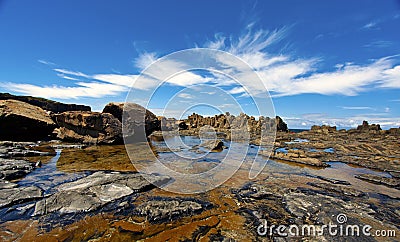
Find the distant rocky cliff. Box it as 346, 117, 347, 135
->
183, 112, 288, 133
0, 93, 91, 113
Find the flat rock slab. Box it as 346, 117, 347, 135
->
0, 158, 35, 180
33, 171, 171, 216
355, 174, 400, 188
0, 185, 43, 208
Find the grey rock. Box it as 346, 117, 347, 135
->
0, 185, 43, 208
0, 158, 35, 180
33, 171, 171, 216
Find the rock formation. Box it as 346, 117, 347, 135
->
310, 125, 337, 133
0, 100, 56, 141
183, 113, 287, 133
356, 120, 381, 132
53, 111, 122, 144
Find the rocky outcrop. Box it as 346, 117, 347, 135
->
103, 102, 160, 141
53, 111, 122, 144
356, 120, 382, 132
183, 113, 287, 137
0, 93, 90, 113
310, 125, 337, 133
0, 100, 56, 141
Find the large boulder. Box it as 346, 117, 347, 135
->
53, 111, 122, 144
0, 100, 56, 141
103, 102, 160, 142
0, 93, 91, 113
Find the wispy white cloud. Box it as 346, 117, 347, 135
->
177, 93, 193, 99
54, 68, 89, 78
0, 82, 126, 99
56, 73, 79, 81
203, 26, 400, 98
92, 74, 137, 87
3, 24, 400, 102
364, 40, 393, 48
134, 52, 158, 70
227, 86, 246, 95
340, 106, 374, 110
205, 25, 289, 54
361, 13, 400, 30
362, 21, 379, 30
38, 59, 56, 66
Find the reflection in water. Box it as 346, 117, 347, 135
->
15, 136, 399, 198
18, 150, 89, 194
152, 136, 399, 198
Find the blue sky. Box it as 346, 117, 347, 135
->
0, 0, 399, 128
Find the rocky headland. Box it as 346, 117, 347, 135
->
0, 93, 399, 241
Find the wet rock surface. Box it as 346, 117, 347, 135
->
0, 141, 56, 158
355, 174, 400, 188
0, 120, 399, 241
198, 139, 225, 151
33, 171, 171, 216
271, 123, 400, 171
0, 158, 35, 181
